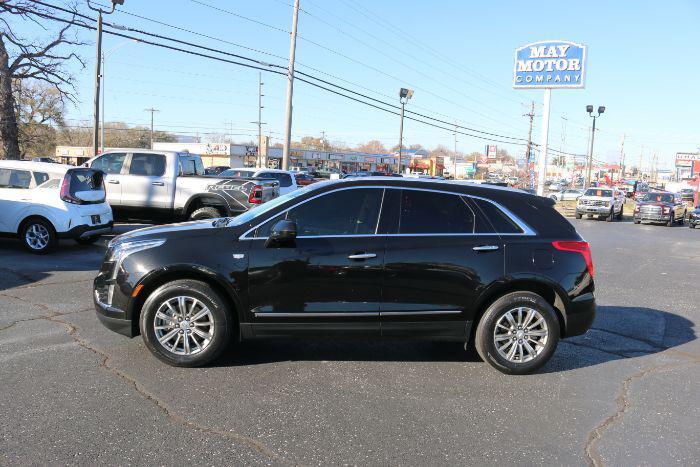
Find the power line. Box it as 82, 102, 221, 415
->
18, 2, 531, 147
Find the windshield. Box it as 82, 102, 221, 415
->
640, 193, 673, 203
220, 169, 255, 178
227, 182, 327, 227
584, 189, 612, 197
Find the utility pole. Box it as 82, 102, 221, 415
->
619, 133, 626, 180
321, 130, 327, 151
638, 146, 644, 180
585, 119, 596, 187
536, 89, 552, 196
87, 0, 123, 156
560, 115, 568, 168
144, 108, 159, 149
524, 101, 535, 165
282, 0, 300, 171
251, 73, 265, 168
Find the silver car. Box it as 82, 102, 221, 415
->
549, 189, 584, 203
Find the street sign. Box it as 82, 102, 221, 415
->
486, 145, 498, 161
513, 41, 587, 89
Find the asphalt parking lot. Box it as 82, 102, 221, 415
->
1, 219, 698, 465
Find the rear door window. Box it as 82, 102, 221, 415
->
260, 172, 292, 188
91, 153, 127, 174
33, 172, 49, 186
0, 168, 32, 189
399, 190, 474, 234
471, 198, 523, 234
129, 153, 166, 176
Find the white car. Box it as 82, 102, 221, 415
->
549, 189, 584, 202
219, 167, 298, 196
0, 161, 113, 253
575, 187, 625, 222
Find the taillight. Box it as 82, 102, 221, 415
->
248, 185, 263, 204
60, 174, 81, 204
552, 240, 594, 278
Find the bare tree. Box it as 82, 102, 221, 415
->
0, 1, 84, 159
356, 139, 387, 154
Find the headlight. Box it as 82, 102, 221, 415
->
108, 239, 166, 266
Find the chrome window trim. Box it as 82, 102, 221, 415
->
239, 185, 536, 240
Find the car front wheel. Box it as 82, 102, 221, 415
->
474, 291, 560, 375
140, 280, 233, 367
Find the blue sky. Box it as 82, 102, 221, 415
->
11, 0, 700, 169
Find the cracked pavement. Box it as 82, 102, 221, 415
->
1, 218, 698, 465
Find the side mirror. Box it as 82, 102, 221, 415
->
265, 219, 297, 248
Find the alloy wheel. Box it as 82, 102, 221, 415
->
153, 296, 215, 356
25, 223, 50, 250
493, 307, 549, 363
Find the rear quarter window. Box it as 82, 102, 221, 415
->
471, 198, 523, 234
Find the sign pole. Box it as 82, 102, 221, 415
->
537, 88, 551, 196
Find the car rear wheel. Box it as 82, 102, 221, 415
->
140, 280, 233, 367
189, 206, 224, 220
474, 291, 560, 375
20, 218, 57, 254
666, 214, 674, 227
575, 213, 582, 219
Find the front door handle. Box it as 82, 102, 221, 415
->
348, 252, 377, 260
108, 180, 120, 184
473, 245, 499, 251
152, 181, 164, 186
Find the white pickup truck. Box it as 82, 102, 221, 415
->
88, 150, 279, 221
575, 187, 624, 221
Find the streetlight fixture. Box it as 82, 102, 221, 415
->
585, 104, 605, 187
87, 0, 125, 156
396, 87, 413, 174
101, 39, 138, 153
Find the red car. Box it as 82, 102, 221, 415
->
294, 173, 319, 186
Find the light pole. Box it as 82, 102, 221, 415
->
87, 0, 125, 156
101, 39, 138, 153
397, 87, 413, 174
585, 104, 605, 187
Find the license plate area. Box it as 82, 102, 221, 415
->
91, 214, 101, 225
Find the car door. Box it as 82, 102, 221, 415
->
0, 168, 33, 233
380, 188, 505, 338
245, 187, 386, 337
119, 153, 170, 215
90, 152, 127, 206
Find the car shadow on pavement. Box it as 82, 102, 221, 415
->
542, 305, 696, 373
213, 306, 695, 373
0, 239, 104, 291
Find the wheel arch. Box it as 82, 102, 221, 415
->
128, 265, 242, 338
17, 214, 57, 236
470, 277, 569, 343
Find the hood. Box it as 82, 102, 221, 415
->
110, 218, 234, 246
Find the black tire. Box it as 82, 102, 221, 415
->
616, 205, 623, 220
189, 206, 224, 220
678, 211, 686, 225
140, 279, 234, 367
75, 236, 100, 245
666, 214, 674, 227
19, 218, 57, 254
575, 213, 582, 219
633, 219, 641, 224
606, 208, 614, 222
474, 291, 560, 375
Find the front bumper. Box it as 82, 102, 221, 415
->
633, 213, 671, 223
576, 205, 611, 215
564, 292, 596, 337
94, 272, 135, 337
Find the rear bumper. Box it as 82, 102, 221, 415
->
59, 221, 114, 239
565, 292, 596, 337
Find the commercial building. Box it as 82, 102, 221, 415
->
675, 153, 700, 180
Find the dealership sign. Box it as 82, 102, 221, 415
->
676, 152, 700, 162
513, 41, 586, 89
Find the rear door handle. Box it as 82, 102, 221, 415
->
472, 245, 499, 251
152, 181, 164, 186
348, 253, 377, 260
107, 180, 120, 184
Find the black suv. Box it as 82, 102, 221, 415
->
94, 178, 596, 374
